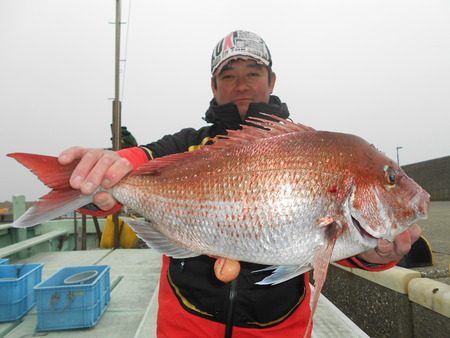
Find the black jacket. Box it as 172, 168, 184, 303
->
141, 95, 290, 158
140, 96, 306, 328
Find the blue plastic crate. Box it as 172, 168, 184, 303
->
34, 265, 110, 331
0, 258, 9, 265
0, 263, 43, 322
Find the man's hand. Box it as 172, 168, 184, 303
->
357, 224, 423, 264
58, 147, 133, 210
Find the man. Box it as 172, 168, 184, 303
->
59, 30, 422, 337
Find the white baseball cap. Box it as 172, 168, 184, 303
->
211, 30, 272, 75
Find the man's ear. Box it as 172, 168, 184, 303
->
269, 71, 277, 93
211, 77, 218, 96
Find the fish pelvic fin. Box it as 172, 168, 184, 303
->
122, 217, 200, 259
7, 153, 92, 228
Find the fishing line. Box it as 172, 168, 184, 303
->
120, 0, 133, 102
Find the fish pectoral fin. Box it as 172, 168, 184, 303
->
254, 265, 311, 285
305, 220, 344, 336
121, 217, 200, 259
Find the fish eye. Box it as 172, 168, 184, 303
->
383, 165, 396, 185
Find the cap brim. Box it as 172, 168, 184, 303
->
212, 54, 270, 75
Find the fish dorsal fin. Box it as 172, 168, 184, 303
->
214, 114, 314, 147
131, 114, 315, 176
132, 153, 194, 176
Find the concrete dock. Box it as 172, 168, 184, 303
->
0, 249, 370, 338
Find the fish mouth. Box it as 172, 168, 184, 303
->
351, 216, 378, 239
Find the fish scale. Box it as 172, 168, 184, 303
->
110, 134, 359, 266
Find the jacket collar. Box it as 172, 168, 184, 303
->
204, 95, 290, 130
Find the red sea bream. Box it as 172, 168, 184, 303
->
8, 116, 430, 287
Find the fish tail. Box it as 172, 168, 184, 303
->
7, 153, 93, 228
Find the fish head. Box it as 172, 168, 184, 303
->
347, 142, 430, 241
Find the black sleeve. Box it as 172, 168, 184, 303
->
140, 127, 211, 158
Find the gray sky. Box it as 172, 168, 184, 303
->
1, 0, 449, 201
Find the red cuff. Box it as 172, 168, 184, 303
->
76, 147, 148, 217
337, 256, 398, 272
77, 202, 123, 217
117, 147, 150, 169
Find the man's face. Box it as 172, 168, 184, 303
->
211, 59, 276, 119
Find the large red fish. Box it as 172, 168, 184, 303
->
8, 116, 430, 334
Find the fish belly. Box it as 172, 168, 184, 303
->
113, 173, 338, 266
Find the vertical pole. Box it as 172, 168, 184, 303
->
76, 211, 83, 250
12, 195, 26, 224
12, 195, 27, 259
73, 211, 79, 250
396, 146, 403, 166
112, 0, 122, 152
81, 214, 87, 250
112, 0, 122, 249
